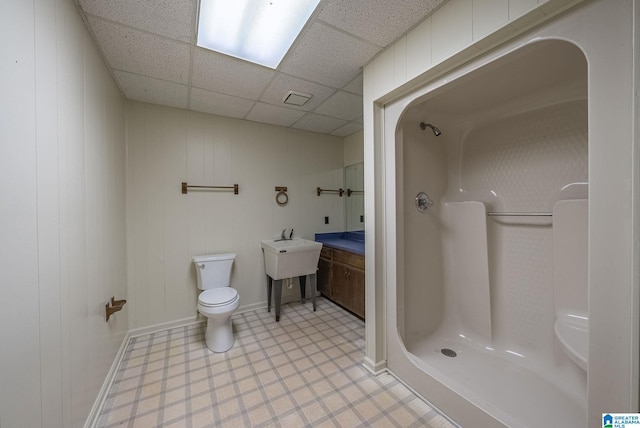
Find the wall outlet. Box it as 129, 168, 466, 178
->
324, 216, 329, 224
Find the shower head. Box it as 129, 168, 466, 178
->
419, 122, 442, 136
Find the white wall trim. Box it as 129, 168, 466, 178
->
83, 331, 131, 428
84, 304, 270, 426
85, 317, 202, 427
236, 301, 267, 315
386, 368, 461, 428
362, 356, 387, 376
128, 316, 204, 338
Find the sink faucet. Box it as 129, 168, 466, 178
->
278, 228, 294, 241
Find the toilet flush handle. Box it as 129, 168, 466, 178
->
198, 264, 205, 269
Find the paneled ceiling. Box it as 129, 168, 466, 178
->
74, 0, 446, 137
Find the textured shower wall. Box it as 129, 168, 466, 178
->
458, 100, 588, 360
400, 122, 449, 342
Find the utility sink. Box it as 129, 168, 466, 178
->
261, 238, 322, 280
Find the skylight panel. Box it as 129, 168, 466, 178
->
197, 0, 321, 69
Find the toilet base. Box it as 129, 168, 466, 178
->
204, 316, 235, 352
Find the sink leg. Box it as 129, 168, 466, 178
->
310, 273, 317, 312
267, 275, 272, 313
299, 275, 306, 303
274, 279, 282, 322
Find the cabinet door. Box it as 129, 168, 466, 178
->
317, 258, 332, 297
331, 262, 351, 308
350, 267, 365, 318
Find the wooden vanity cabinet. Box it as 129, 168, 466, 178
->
317, 252, 332, 297
317, 246, 365, 319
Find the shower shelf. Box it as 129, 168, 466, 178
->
554, 314, 588, 371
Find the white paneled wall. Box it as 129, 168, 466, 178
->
0, 1, 127, 427
343, 130, 364, 166
126, 102, 345, 329
365, 0, 582, 100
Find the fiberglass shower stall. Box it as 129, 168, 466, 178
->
389, 39, 595, 427
374, 2, 639, 427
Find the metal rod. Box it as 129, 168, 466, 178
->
487, 212, 552, 217
317, 187, 344, 197
182, 182, 239, 194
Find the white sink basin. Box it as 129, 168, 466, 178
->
261, 238, 322, 280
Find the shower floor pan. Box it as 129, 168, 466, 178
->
405, 332, 585, 427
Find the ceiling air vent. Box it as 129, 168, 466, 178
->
282, 90, 312, 106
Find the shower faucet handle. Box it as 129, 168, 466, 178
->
415, 192, 433, 212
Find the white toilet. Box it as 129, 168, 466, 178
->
193, 253, 240, 352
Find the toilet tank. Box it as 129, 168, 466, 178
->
192, 253, 236, 290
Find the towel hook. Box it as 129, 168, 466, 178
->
275, 186, 288, 206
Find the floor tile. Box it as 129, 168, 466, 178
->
96, 298, 456, 428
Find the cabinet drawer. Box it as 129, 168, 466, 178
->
332, 248, 364, 270
320, 246, 332, 260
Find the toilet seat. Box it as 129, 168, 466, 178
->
199, 288, 238, 307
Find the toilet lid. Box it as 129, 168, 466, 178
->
199, 288, 238, 307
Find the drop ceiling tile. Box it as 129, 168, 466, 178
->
260, 74, 335, 111
292, 113, 348, 134
189, 88, 255, 119
280, 22, 380, 88
78, 0, 194, 43
192, 48, 276, 100
315, 91, 362, 121
318, 0, 445, 47
331, 121, 364, 137
245, 103, 306, 128
88, 16, 191, 84
75, 1, 447, 136
114, 70, 188, 108
342, 73, 363, 95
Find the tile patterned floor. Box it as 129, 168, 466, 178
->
97, 298, 455, 427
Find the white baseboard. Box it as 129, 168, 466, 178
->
84, 303, 271, 427
385, 368, 461, 428
84, 305, 269, 426
85, 316, 205, 427
84, 330, 131, 428
362, 356, 388, 375
236, 301, 267, 315
128, 302, 268, 338
129, 315, 203, 338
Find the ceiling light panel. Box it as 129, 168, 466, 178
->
197, 0, 321, 69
